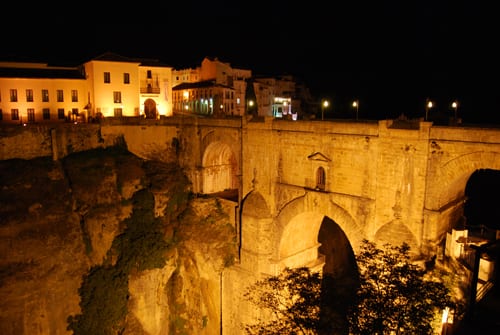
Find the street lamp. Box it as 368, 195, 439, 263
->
451, 100, 459, 121
425, 99, 433, 121
321, 100, 329, 120
352, 100, 359, 120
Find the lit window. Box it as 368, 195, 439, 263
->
113, 91, 122, 103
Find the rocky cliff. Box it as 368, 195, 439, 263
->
0, 146, 238, 335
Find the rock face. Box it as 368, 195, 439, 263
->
0, 146, 238, 335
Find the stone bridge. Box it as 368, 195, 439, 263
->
96, 116, 500, 332
3, 116, 499, 332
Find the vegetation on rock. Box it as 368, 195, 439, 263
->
1, 145, 239, 334
67, 148, 193, 335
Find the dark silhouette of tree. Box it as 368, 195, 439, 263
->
243, 267, 321, 334
243, 240, 455, 335
348, 239, 454, 335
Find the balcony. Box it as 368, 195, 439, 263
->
140, 86, 160, 94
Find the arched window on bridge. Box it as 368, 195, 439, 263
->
316, 166, 326, 191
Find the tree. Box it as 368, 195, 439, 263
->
243, 267, 322, 334
243, 240, 455, 335
348, 239, 454, 335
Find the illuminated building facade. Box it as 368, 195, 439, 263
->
172, 57, 251, 117
0, 61, 87, 124
0, 53, 312, 124
84, 53, 173, 119
0, 53, 173, 124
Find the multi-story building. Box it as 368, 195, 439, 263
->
0, 61, 87, 124
0, 52, 173, 124
171, 57, 251, 117
84, 53, 173, 119
0, 53, 314, 124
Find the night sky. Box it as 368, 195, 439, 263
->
2, 2, 499, 124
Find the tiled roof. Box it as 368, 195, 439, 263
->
172, 80, 234, 90
0, 66, 85, 79
91, 52, 172, 67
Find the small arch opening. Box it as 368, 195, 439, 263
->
316, 166, 326, 191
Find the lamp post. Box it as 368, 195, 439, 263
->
425, 99, 433, 121
451, 101, 459, 121
321, 100, 329, 120
352, 100, 359, 120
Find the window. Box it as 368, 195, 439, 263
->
71, 90, 78, 102
114, 108, 122, 117
113, 91, 122, 103
316, 166, 326, 191
57, 90, 64, 102
10, 89, 17, 102
27, 108, 35, 122
42, 89, 49, 102
43, 108, 50, 120
11, 109, 19, 121
26, 89, 34, 102
57, 108, 65, 119
147, 70, 152, 79
124, 73, 130, 84
104, 72, 111, 83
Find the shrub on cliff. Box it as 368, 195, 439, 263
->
67, 159, 191, 334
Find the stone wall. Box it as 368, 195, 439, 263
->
0, 123, 109, 161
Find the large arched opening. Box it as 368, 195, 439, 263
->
274, 193, 362, 335
464, 168, 500, 232
201, 141, 238, 195
317, 216, 359, 334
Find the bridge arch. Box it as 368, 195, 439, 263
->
200, 141, 238, 194
374, 220, 418, 253
427, 151, 500, 211
422, 151, 500, 254
274, 192, 364, 273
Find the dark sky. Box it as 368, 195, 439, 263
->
2, 2, 499, 124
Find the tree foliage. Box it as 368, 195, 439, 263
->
348, 239, 454, 335
243, 267, 322, 334
243, 240, 455, 335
